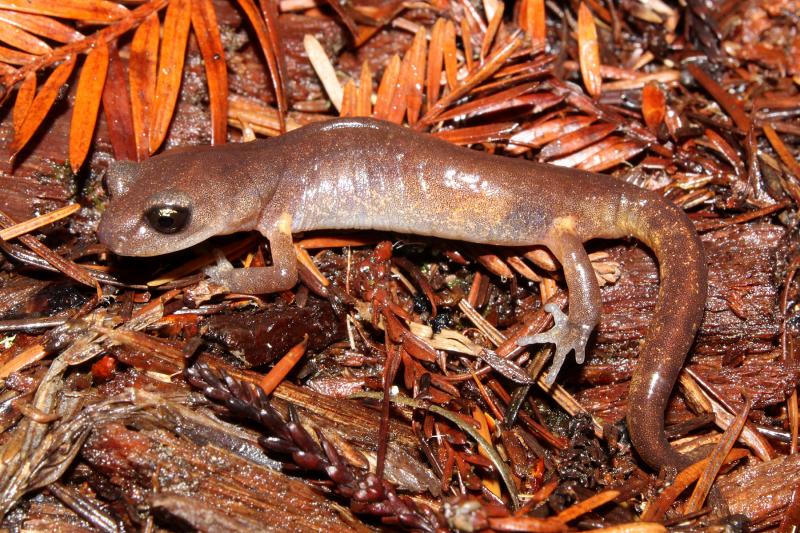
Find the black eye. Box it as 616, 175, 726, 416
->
145, 205, 190, 234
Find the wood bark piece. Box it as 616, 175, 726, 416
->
82, 422, 374, 532
718, 454, 800, 528
577, 222, 792, 422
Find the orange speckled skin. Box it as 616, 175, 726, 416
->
98, 117, 707, 471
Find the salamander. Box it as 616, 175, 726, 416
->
97, 117, 707, 471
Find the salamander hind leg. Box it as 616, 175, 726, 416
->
517, 232, 601, 385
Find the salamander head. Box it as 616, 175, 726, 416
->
98, 147, 261, 257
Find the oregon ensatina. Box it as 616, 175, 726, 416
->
97, 117, 707, 470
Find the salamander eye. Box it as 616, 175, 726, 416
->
145, 205, 190, 234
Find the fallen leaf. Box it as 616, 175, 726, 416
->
405, 27, 426, 125
356, 61, 372, 117
373, 54, 400, 120
460, 16, 474, 72
579, 139, 644, 172
102, 41, 137, 161
129, 12, 159, 160
191, 0, 228, 144
432, 122, 517, 145
0, 0, 129, 24
426, 18, 446, 112
480, 0, 504, 60
539, 122, 616, 160
577, 2, 602, 97
10, 55, 75, 160
304, 33, 342, 112
11, 71, 34, 125
528, 0, 546, 48
148, 0, 192, 154
0, 18, 51, 55
340, 78, 356, 117
0, 9, 83, 43
507, 115, 595, 153
642, 81, 666, 129
0, 44, 33, 65
442, 20, 458, 92
235, 0, 287, 132
387, 27, 425, 124
259, 0, 288, 131
69, 40, 109, 172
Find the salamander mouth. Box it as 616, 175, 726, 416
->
98, 211, 221, 257
96, 217, 158, 257
96, 217, 124, 254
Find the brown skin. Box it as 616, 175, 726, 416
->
98, 117, 707, 471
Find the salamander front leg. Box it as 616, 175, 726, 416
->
517, 233, 601, 384
204, 216, 298, 294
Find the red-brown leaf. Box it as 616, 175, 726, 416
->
10, 56, 75, 160
373, 54, 400, 120
442, 20, 458, 92
0, 9, 83, 43
235, 0, 287, 132
539, 122, 616, 160
320, 0, 358, 36
528, 0, 546, 48
405, 27, 426, 125
191, 0, 228, 144
488, 515, 566, 532
0, 0, 167, 92
433, 122, 517, 145
641, 81, 666, 130
549, 135, 638, 170
579, 139, 644, 172
548, 138, 609, 168
258, 0, 287, 132
460, 0, 485, 35
353, 26, 379, 49
387, 33, 415, 123
69, 41, 109, 172
356, 61, 372, 117
0, 19, 51, 55
0, 0, 129, 23
148, 0, 191, 154
426, 18, 446, 112
0, 43, 33, 64
703, 127, 745, 177
763, 124, 800, 180
129, 12, 159, 161
340, 79, 356, 117
577, 2, 602, 97
419, 32, 524, 127
11, 71, 34, 126
583, 0, 612, 23
460, 17, 474, 72
475, 56, 554, 94
387, 27, 425, 125
480, 1, 504, 60
507, 115, 595, 153
686, 62, 750, 131
436, 84, 560, 122
102, 41, 137, 161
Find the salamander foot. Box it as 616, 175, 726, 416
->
517, 303, 593, 385
203, 249, 234, 288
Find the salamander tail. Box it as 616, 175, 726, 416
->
619, 191, 707, 471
